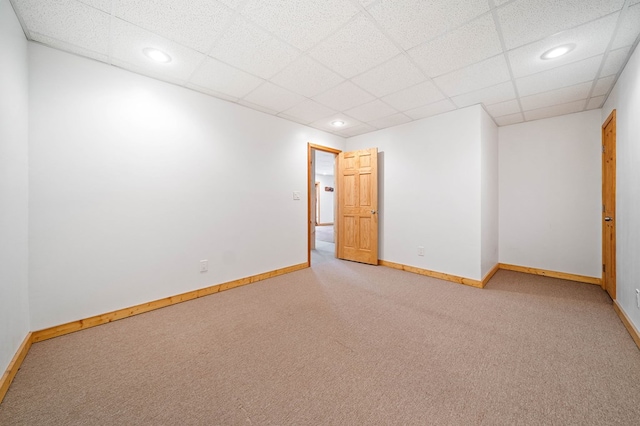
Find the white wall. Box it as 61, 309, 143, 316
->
480, 109, 499, 278
0, 0, 30, 372
316, 174, 335, 224
499, 110, 602, 277
602, 44, 640, 332
28, 44, 344, 330
347, 106, 483, 280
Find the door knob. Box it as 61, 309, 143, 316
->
604, 217, 613, 221
371, 210, 377, 214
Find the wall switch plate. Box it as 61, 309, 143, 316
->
636, 289, 640, 309
200, 260, 208, 273
418, 246, 425, 256
293, 191, 301, 200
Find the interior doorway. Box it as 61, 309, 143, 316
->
308, 143, 340, 266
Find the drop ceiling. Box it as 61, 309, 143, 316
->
10, 0, 640, 137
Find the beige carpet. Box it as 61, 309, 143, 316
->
315, 225, 334, 243
1, 254, 639, 424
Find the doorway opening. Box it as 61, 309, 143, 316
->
308, 143, 340, 266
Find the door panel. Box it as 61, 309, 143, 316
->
602, 110, 616, 299
337, 148, 378, 265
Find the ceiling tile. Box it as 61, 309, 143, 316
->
29, 33, 109, 63
344, 100, 398, 122
494, 112, 524, 126
276, 113, 313, 126
612, 3, 640, 49
237, 99, 278, 115
524, 100, 586, 121
184, 83, 240, 103
367, 0, 490, 50
409, 14, 502, 77
592, 75, 616, 97
242, 82, 306, 113
520, 82, 592, 111
368, 113, 412, 129
312, 81, 376, 111
241, 0, 360, 51
77, 0, 112, 12
209, 17, 300, 79
310, 115, 363, 132
484, 99, 521, 117
111, 19, 206, 81
587, 96, 606, 110
516, 55, 602, 97
434, 55, 511, 97
351, 54, 426, 98
381, 81, 445, 111
404, 99, 457, 120
113, 0, 234, 53
340, 124, 378, 137
497, 0, 624, 49
309, 14, 400, 78
14, 0, 110, 55
280, 100, 336, 123
601, 47, 631, 76
110, 58, 188, 87
270, 55, 344, 98
189, 57, 264, 98
507, 13, 618, 78
451, 81, 516, 107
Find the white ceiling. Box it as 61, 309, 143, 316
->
10, 0, 640, 137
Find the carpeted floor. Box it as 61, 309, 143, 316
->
1, 251, 639, 425
315, 225, 334, 243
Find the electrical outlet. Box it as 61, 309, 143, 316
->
418, 246, 425, 256
636, 289, 640, 309
200, 260, 208, 273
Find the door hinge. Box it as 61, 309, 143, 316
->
603, 264, 606, 272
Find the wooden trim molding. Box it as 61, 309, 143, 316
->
32, 263, 308, 343
498, 263, 601, 285
613, 300, 640, 351
379, 260, 483, 288
481, 263, 500, 288
0, 332, 32, 405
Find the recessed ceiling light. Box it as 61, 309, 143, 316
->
540, 44, 576, 60
143, 47, 172, 63
331, 120, 345, 127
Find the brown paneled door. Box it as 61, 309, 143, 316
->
337, 148, 378, 265
602, 110, 616, 300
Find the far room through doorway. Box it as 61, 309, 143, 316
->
308, 144, 339, 265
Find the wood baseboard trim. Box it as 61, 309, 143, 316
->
498, 263, 601, 285
0, 332, 33, 405
379, 260, 482, 288
481, 263, 500, 288
613, 300, 640, 351
32, 262, 308, 343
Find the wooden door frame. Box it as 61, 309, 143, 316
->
602, 109, 616, 296
308, 143, 341, 266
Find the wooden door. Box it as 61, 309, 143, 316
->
337, 148, 378, 265
602, 110, 616, 299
